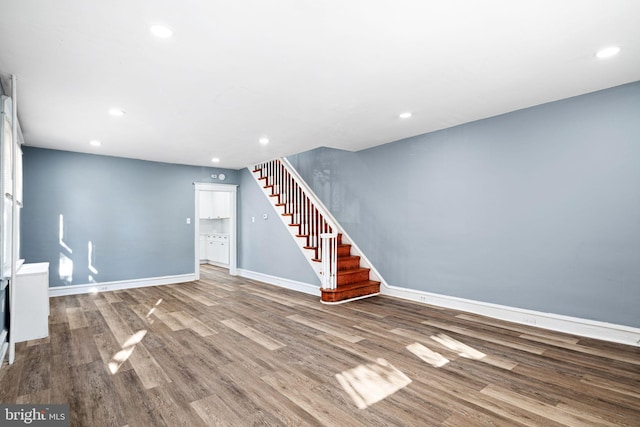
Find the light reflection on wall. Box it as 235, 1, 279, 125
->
58, 214, 72, 254
88, 240, 98, 282
58, 214, 73, 284
58, 252, 73, 284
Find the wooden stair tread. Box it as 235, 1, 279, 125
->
311, 254, 360, 262
311, 255, 360, 262
337, 256, 360, 270
336, 267, 370, 285
337, 267, 370, 275
322, 280, 380, 291
320, 280, 380, 303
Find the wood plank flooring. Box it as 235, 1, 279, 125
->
1, 265, 639, 426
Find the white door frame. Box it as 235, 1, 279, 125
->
193, 182, 238, 279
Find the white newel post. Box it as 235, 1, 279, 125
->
320, 233, 337, 290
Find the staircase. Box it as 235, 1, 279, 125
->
252, 159, 380, 304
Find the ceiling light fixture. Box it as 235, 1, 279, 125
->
399, 112, 412, 119
90, 140, 102, 147
596, 46, 621, 59
211, 157, 220, 163
259, 137, 269, 145
108, 108, 125, 116
150, 24, 173, 38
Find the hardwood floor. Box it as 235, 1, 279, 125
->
1, 265, 639, 426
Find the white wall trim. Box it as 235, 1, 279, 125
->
45, 264, 640, 347
48, 273, 196, 297
193, 182, 239, 279
236, 267, 639, 347
194, 182, 236, 192
236, 269, 320, 297
382, 283, 640, 347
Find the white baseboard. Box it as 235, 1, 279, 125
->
0, 329, 8, 365
44, 268, 640, 347
48, 273, 197, 297
236, 269, 320, 297
234, 270, 639, 346
382, 284, 640, 347
206, 260, 229, 268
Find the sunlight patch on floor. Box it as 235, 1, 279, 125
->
336, 358, 411, 409
108, 329, 147, 374
145, 298, 163, 318
431, 333, 486, 360
123, 330, 147, 348
406, 342, 450, 367
146, 298, 164, 323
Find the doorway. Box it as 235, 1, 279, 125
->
193, 182, 238, 280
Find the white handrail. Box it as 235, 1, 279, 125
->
279, 158, 339, 231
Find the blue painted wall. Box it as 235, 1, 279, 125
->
288, 82, 640, 328
237, 168, 319, 285
15, 82, 640, 329
21, 147, 237, 287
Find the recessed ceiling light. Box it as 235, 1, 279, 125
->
108, 108, 125, 116
259, 137, 269, 145
90, 140, 102, 147
150, 24, 173, 38
399, 112, 412, 119
596, 46, 621, 59
211, 157, 220, 163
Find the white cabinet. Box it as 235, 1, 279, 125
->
199, 191, 231, 219
199, 192, 213, 219
218, 239, 229, 264
205, 235, 216, 260
13, 262, 49, 342
212, 192, 231, 218
205, 234, 229, 265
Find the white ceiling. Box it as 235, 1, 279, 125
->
0, 1, 639, 170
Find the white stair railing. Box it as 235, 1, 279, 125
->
251, 157, 390, 298
254, 159, 334, 252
